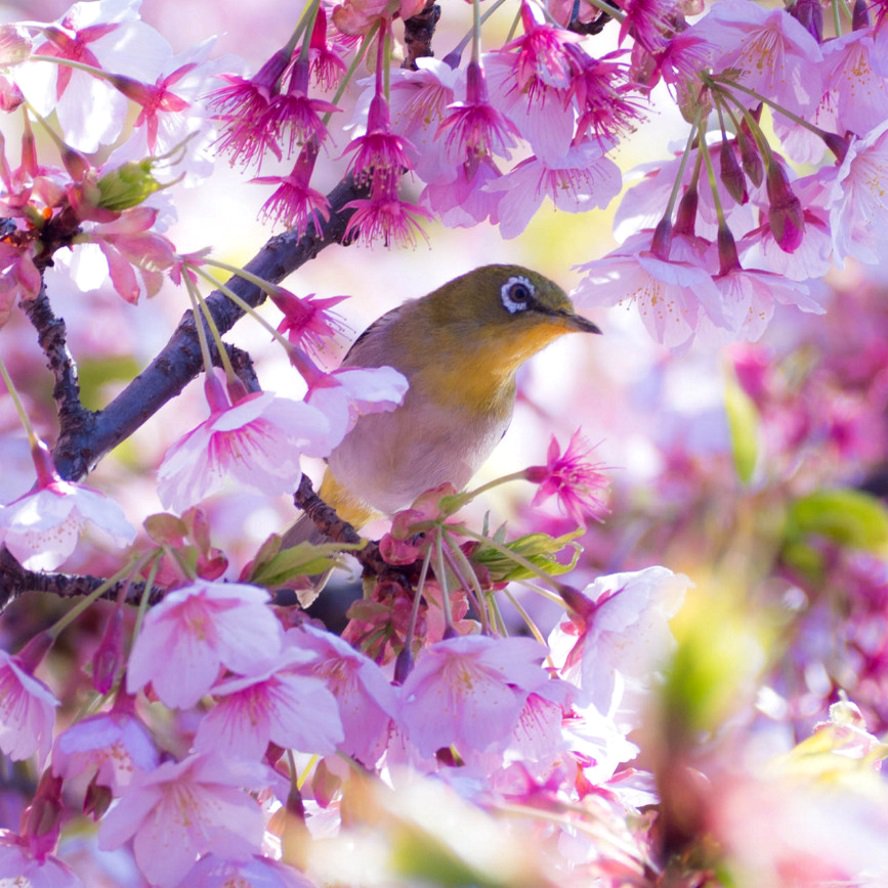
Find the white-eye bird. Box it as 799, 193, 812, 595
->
290, 263, 600, 537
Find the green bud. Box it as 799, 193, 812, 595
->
96, 159, 162, 211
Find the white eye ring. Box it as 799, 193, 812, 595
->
501, 276, 535, 314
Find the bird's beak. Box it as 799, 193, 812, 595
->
553, 308, 602, 335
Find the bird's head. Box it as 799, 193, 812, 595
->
422, 264, 600, 372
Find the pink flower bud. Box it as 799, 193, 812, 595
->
650, 217, 673, 260
788, 0, 823, 43
91, 609, 123, 695
719, 140, 748, 205
852, 0, 870, 30
738, 120, 764, 188
717, 224, 741, 276
766, 163, 805, 253
674, 185, 699, 236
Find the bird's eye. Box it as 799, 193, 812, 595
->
501, 276, 535, 314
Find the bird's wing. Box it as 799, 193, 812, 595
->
341, 301, 410, 368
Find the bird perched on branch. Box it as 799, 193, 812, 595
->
288, 263, 600, 540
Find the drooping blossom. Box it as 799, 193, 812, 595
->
307, 6, 346, 90
399, 635, 554, 760
194, 646, 344, 759
272, 288, 349, 357
208, 47, 292, 168
0, 649, 58, 764
0, 241, 40, 322
342, 192, 431, 247
828, 120, 888, 265
13, 0, 173, 152
286, 624, 399, 765
126, 580, 283, 708
98, 752, 269, 887
331, 0, 426, 37
254, 140, 330, 234
573, 230, 723, 347
79, 206, 177, 303
302, 362, 409, 445
52, 705, 158, 794
486, 138, 622, 239
0, 831, 81, 888
156, 371, 332, 512
525, 429, 610, 525
0, 441, 135, 571
549, 566, 690, 729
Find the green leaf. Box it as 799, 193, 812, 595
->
472, 529, 583, 582
786, 488, 888, 553
724, 365, 759, 484
247, 536, 365, 587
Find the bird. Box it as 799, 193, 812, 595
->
287, 263, 600, 541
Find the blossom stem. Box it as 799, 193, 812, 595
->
434, 532, 455, 635
503, 588, 547, 646
324, 22, 378, 125
402, 544, 433, 659
662, 123, 700, 223
298, 0, 320, 60
193, 283, 239, 385
443, 529, 490, 634
471, 0, 483, 64
698, 115, 728, 229
832, 0, 842, 35
447, 0, 510, 63
582, 0, 626, 24
190, 264, 294, 355
132, 555, 161, 643
706, 73, 842, 157
184, 277, 225, 379
454, 470, 529, 506
0, 355, 39, 447
47, 556, 144, 640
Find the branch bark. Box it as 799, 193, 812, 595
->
53, 175, 368, 481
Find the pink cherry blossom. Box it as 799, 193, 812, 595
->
342, 192, 431, 248
829, 120, 888, 265
0, 832, 81, 888
98, 752, 269, 887
181, 854, 317, 887
286, 624, 398, 765
0, 241, 40, 323
0, 453, 135, 571
272, 289, 349, 357
487, 139, 621, 239
573, 230, 722, 347
126, 580, 283, 708
694, 0, 824, 116
194, 646, 344, 759
52, 707, 158, 792
254, 141, 331, 234
549, 566, 689, 728
81, 206, 177, 303
526, 429, 610, 525
305, 364, 409, 446
0, 649, 58, 764
422, 156, 502, 228
399, 635, 553, 759
15, 0, 173, 153
156, 373, 332, 512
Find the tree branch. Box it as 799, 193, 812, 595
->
402, 0, 441, 69
53, 175, 368, 481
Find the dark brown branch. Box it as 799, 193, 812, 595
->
0, 546, 162, 611
20, 283, 94, 440
53, 175, 368, 481
401, 0, 441, 69
293, 474, 420, 584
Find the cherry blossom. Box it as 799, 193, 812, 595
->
526, 429, 610, 525
98, 752, 269, 887
550, 567, 690, 728
194, 646, 344, 759
399, 635, 553, 760
126, 580, 283, 708
0, 649, 58, 764
0, 832, 81, 888
0, 444, 135, 571
286, 624, 398, 765
180, 854, 318, 888
156, 373, 332, 512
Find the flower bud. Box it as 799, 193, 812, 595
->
852, 0, 870, 30
737, 120, 764, 188
719, 139, 748, 205
766, 163, 805, 253
674, 184, 699, 236
650, 217, 673, 260
717, 224, 741, 275
788, 0, 823, 43
91, 608, 123, 695
96, 159, 162, 212
83, 774, 113, 820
